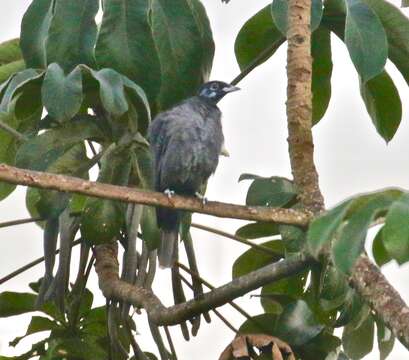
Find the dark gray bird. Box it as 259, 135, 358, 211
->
148, 81, 240, 267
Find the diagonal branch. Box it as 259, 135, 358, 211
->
94, 243, 310, 325
0, 163, 312, 226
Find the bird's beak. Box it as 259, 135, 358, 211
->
222, 84, 240, 93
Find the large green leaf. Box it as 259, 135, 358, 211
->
46, 0, 99, 71
10, 316, 59, 347
372, 227, 392, 267
0, 38, 22, 66
362, 0, 409, 86
234, 5, 285, 70
244, 176, 297, 207
238, 313, 279, 335
235, 222, 280, 239
80, 146, 132, 245
311, 26, 333, 124
383, 192, 409, 264
16, 117, 103, 171
332, 190, 400, 273
275, 300, 325, 346
344, 0, 387, 82
360, 71, 402, 143
0, 60, 26, 85
0, 292, 36, 317
151, 0, 214, 111
232, 240, 284, 279
95, 0, 161, 102
271, 0, 323, 35
319, 264, 349, 311
42, 63, 83, 122
307, 199, 352, 258
20, 0, 54, 68
342, 314, 374, 359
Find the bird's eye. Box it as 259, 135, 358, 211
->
210, 83, 219, 91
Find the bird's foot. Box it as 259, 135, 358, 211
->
164, 189, 175, 198
195, 192, 207, 205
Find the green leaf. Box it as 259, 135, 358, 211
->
360, 71, 401, 142
319, 265, 349, 311
16, 117, 102, 171
245, 176, 297, 207
342, 314, 374, 359
295, 331, 341, 360
335, 291, 366, 328
275, 300, 324, 346
0, 38, 22, 66
0, 292, 36, 317
42, 63, 83, 122
235, 222, 279, 239
51, 338, 107, 360
271, 0, 323, 35
234, 5, 285, 71
151, 0, 214, 111
372, 227, 392, 267
80, 147, 131, 245
0, 60, 26, 85
383, 192, 409, 264
238, 313, 279, 335
232, 240, 284, 279
362, 0, 409, 86
344, 0, 387, 82
333, 190, 400, 273
376, 319, 395, 360
261, 272, 307, 314
311, 26, 333, 124
20, 0, 54, 68
307, 199, 352, 258
10, 316, 58, 347
46, 0, 98, 71
95, 0, 161, 102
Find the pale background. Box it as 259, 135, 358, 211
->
0, 1, 409, 359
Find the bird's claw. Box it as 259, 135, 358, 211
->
195, 192, 207, 205
164, 189, 175, 198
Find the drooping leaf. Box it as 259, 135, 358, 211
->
0, 60, 26, 85
0, 38, 22, 66
342, 314, 374, 359
42, 63, 83, 122
232, 240, 284, 279
234, 5, 285, 70
95, 0, 161, 102
344, 0, 387, 82
307, 199, 352, 258
372, 227, 392, 267
20, 0, 54, 68
295, 331, 341, 360
376, 319, 395, 360
80, 146, 132, 245
151, 0, 214, 111
46, 0, 99, 71
235, 222, 280, 239
271, 0, 323, 35
383, 192, 409, 264
334, 290, 366, 328
311, 26, 333, 124
238, 313, 279, 335
0, 292, 36, 317
360, 71, 402, 142
245, 176, 297, 207
319, 264, 349, 311
332, 190, 401, 273
275, 300, 325, 346
16, 116, 103, 171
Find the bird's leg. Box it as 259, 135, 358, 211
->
195, 192, 207, 205
164, 188, 175, 198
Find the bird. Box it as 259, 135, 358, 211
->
148, 81, 240, 268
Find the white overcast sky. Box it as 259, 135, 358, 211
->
0, 1, 409, 359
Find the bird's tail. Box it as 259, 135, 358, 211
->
157, 207, 180, 268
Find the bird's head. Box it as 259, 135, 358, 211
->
197, 81, 240, 103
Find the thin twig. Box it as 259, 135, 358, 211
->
0, 216, 43, 229
191, 222, 277, 255
164, 326, 178, 360
0, 119, 27, 141
0, 239, 82, 285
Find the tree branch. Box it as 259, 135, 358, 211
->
0, 164, 312, 226
94, 243, 310, 325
